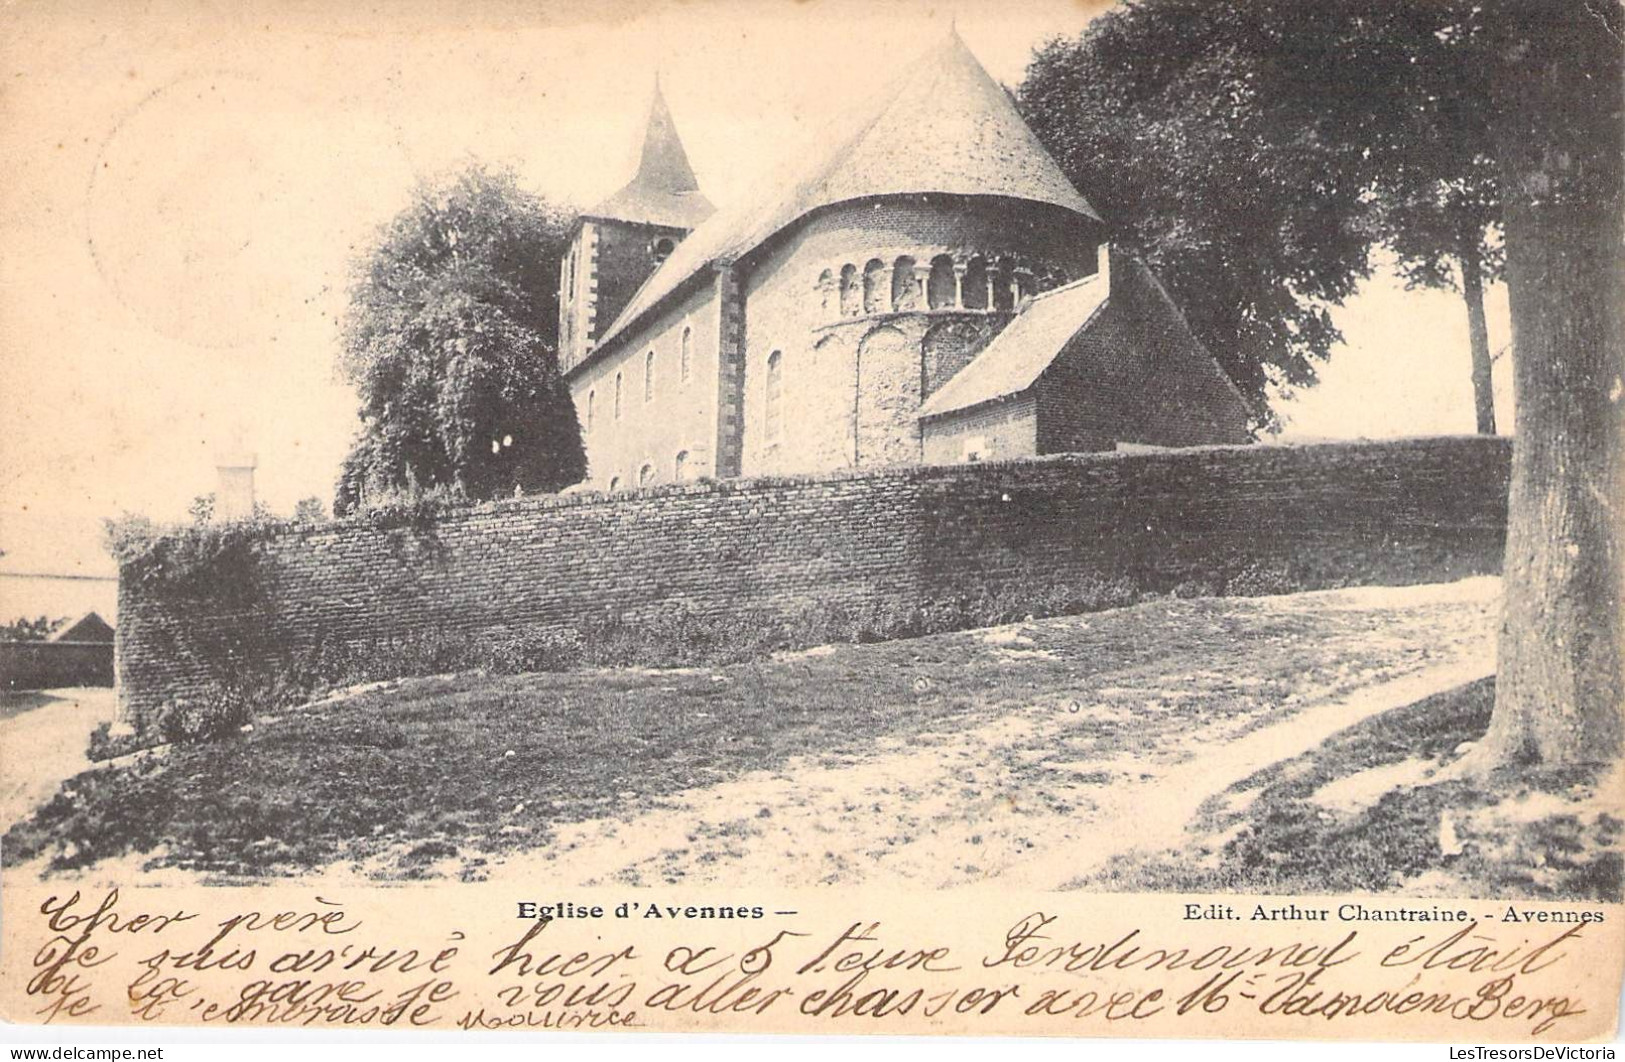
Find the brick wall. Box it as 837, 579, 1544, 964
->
1035, 254, 1253, 453
115, 437, 1513, 726
921, 394, 1037, 464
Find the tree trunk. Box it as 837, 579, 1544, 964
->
1477, 5, 1625, 767
1458, 227, 1497, 436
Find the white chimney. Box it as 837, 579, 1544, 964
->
1097, 241, 1112, 289
216, 450, 258, 521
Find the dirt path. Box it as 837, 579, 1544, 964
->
0, 688, 116, 832
468, 578, 1499, 890
1011, 657, 1492, 889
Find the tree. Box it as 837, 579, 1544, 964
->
293, 496, 327, 524
1356, 32, 1507, 437
1, 617, 61, 642
1021, 9, 1383, 422
335, 163, 585, 515
1363, 170, 1504, 437
1471, 1, 1622, 765
188, 492, 216, 526
1025, 0, 1621, 766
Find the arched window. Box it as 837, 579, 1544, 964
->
608, 476, 621, 492
680, 327, 692, 382
862, 259, 886, 314
891, 255, 918, 311
639, 463, 655, 487
992, 257, 1017, 312
839, 264, 859, 316
764, 350, 784, 443
586, 389, 596, 432
963, 256, 989, 310
674, 450, 689, 481
816, 269, 834, 315
614, 372, 623, 419
927, 255, 957, 309
644, 350, 656, 402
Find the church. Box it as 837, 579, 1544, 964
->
558, 30, 1253, 492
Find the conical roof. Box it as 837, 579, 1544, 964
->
593, 29, 1100, 354
588, 78, 716, 229
807, 27, 1098, 221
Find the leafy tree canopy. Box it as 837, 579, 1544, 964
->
1, 617, 62, 643
336, 163, 585, 514
1022, 0, 1623, 766
1017, 0, 1541, 428
1021, 3, 1385, 422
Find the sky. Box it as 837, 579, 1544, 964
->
0, 0, 1513, 586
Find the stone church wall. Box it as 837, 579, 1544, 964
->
920, 394, 1038, 464
569, 279, 721, 490
737, 195, 1099, 476
116, 437, 1512, 728
591, 218, 693, 346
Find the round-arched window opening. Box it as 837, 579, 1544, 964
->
651, 236, 676, 262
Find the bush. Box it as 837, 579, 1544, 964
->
347, 484, 467, 531
103, 510, 288, 605
487, 627, 586, 672
1223, 562, 1301, 597
90, 683, 260, 760
154, 689, 254, 745
86, 721, 148, 762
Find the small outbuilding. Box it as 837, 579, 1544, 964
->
1, 610, 115, 690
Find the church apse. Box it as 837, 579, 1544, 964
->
736, 195, 1102, 477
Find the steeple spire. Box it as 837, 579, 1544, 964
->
635, 74, 701, 194
588, 76, 714, 228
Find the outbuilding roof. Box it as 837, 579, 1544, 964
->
49, 611, 115, 643
590, 28, 1101, 355
918, 270, 1111, 418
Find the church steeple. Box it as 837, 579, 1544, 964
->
588, 78, 715, 229
559, 78, 715, 374
636, 74, 701, 194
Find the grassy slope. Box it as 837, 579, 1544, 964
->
13, 586, 1589, 896
1089, 678, 1622, 901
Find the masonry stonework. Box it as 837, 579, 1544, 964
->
737, 197, 1098, 477
1034, 255, 1253, 453
570, 281, 720, 489
921, 395, 1038, 465
562, 35, 1256, 486
116, 438, 1513, 728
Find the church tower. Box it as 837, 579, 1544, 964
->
557, 79, 714, 373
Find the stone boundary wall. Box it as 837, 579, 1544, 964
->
116, 436, 1512, 725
